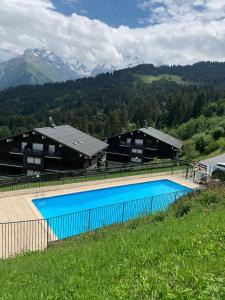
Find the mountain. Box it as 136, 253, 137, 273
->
0, 49, 145, 90
0, 49, 79, 90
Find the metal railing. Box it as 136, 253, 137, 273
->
0, 189, 193, 259
0, 160, 190, 193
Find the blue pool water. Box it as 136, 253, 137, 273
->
33, 180, 191, 239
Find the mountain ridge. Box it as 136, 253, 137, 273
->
0, 48, 144, 90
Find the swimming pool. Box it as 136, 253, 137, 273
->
33, 179, 191, 239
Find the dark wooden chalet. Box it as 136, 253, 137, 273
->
106, 126, 183, 164
0, 125, 108, 175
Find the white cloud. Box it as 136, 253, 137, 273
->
0, 0, 225, 67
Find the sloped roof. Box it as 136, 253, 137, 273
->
140, 127, 183, 149
35, 125, 108, 157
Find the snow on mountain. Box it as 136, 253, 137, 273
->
0, 48, 144, 90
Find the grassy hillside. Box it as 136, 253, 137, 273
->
0, 61, 225, 141
136, 73, 189, 85
0, 187, 224, 299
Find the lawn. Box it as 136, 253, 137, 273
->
0, 187, 224, 299
136, 74, 189, 85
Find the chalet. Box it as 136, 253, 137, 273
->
0, 124, 108, 175
106, 126, 183, 164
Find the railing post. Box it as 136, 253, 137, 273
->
46, 219, 49, 249
185, 165, 189, 179
122, 202, 125, 223
175, 191, 178, 201
88, 209, 91, 231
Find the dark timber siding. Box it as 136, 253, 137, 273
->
0, 131, 100, 175
106, 130, 180, 164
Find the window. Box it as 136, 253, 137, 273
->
131, 157, 142, 163
27, 170, 40, 176
132, 148, 142, 154
27, 157, 33, 164
135, 139, 143, 145
126, 138, 131, 144
27, 157, 41, 165
34, 158, 41, 165
32, 143, 43, 152
21, 142, 27, 150
48, 145, 55, 154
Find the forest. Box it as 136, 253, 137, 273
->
0, 61, 225, 159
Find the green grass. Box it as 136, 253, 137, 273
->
136, 74, 189, 85
0, 165, 187, 193
0, 187, 224, 299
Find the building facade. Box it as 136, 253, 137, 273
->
0, 125, 108, 175
106, 127, 183, 164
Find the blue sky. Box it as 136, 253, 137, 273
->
1, 0, 225, 68
52, 0, 150, 27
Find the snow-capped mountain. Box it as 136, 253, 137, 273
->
0, 48, 79, 90
0, 48, 144, 90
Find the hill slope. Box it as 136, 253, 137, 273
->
0, 49, 78, 90
0, 188, 224, 299
0, 61, 225, 141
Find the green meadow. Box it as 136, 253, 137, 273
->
136, 74, 189, 85
0, 187, 224, 299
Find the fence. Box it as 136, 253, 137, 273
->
0, 189, 193, 259
0, 160, 190, 193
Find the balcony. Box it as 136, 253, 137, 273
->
10, 148, 62, 159
106, 151, 129, 157
120, 142, 144, 149
119, 142, 131, 148
0, 159, 23, 168
144, 146, 158, 151
9, 148, 23, 155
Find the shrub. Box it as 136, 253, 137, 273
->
212, 170, 225, 182
204, 140, 219, 154
216, 138, 225, 150
151, 212, 165, 223
198, 190, 224, 206
193, 133, 212, 153
212, 127, 224, 140
173, 201, 193, 218
183, 140, 199, 160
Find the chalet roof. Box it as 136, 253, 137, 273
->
140, 127, 183, 149
34, 125, 108, 157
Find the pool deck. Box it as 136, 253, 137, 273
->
0, 172, 198, 224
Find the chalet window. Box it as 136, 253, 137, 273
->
132, 148, 143, 154
131, 157, 142, 163
48, 145, 55, 154
27, 157, 41, 165
126, 138, 131, 144
34, 158, 41, 165
27, 170, 40, 176
32, 143, 43, 152
135, 139, 143, 145
27, 157, 33, 164
21, 142, 27, 150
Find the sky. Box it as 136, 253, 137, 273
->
52, 0, 149, 28
0, 0, 225, 68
